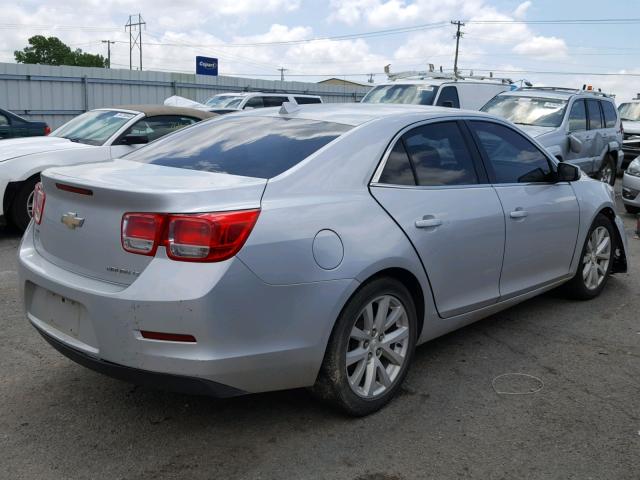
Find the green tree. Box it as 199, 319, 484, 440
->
15, 35, 106, 68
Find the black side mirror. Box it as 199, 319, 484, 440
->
119, 134, 149, 145
557, 162, 580, 182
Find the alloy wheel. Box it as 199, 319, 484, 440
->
582, 226, 611, 290
346, 295, 410, 398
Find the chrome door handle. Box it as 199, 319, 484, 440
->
509, 209, 529, 219
415, 217, 442, 228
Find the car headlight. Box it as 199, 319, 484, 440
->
627, 158, 640, 177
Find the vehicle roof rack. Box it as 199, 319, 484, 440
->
385, 67, 512, 84
517, 86, 613, 98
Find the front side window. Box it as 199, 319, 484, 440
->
587, 99, 603, 130
262, 97, 288, 107
470, 121, 552, 184
481, 95, 567, 127
51, 110, 137, 145
361, 84, 438, 105
435, 86, 460, 108
402, 122, 479, 186
601, 101, 617, 128
244, 97, 264, 109
126, 116, 352, 179
568, 100, 587, 132
120, 116, 198, 143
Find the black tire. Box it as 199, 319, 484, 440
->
9, 175, 40, 232
624, 204, 640, 215
562, 214, 615, 300
313, 277, 418, 416
596, 155, 616, 186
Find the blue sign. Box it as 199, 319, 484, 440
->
196, 56, 218, 76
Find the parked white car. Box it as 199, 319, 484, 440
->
361, 72, 514, 110
0, 105, 214, 230
165, 93, 323, 114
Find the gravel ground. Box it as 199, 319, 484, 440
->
0, 192, 638, 480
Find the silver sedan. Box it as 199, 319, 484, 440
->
18, 104, 629, 416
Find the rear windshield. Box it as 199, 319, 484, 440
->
126, 116, 352, 179
361, 84, 438, 105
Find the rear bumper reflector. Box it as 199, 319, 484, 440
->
140, 330, 197, 343
56, 183, 93, 196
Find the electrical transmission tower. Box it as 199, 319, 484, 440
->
125, 14, 146, 70
101, 40, 115, 68
278, 67, 288, 81
451, 20, 465, 78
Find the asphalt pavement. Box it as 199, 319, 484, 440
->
0, 193, 638, 480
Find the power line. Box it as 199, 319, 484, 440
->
464, 18, 640, 25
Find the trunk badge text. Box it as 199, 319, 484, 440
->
60, 212, 85, 230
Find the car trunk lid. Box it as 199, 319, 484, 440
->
34, 159, 267, 285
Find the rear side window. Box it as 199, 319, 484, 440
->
470, 121, 552, 184
402, 122, 479, 186
0, 113, 8, 126
601, 101, 617, 128
295, 97, 322, 104
435, 86, 460, 108
568, 100, 587, 131
126, 116, 352, 179
587, 99, 603, 129
379, 141, 416, 185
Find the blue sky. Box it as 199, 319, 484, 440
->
1, 0, 638, 98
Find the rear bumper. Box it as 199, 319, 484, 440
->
35, 323, 246, 397
19, 224, 358, 394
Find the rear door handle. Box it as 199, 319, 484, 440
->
415, 216, 442, 228
509, 209, 529, 219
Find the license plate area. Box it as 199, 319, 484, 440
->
29, 285, 84, 339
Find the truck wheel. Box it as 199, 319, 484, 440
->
597, 156, 616, 186
9, 175, 40, 232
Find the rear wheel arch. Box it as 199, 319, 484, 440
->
337, 267, 426, 340
598, 207, 627, 273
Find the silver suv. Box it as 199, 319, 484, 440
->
482, 87, 624, 185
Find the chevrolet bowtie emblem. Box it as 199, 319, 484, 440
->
61, 212, 85, 230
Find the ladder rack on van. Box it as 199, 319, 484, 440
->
385, 67, 513, 85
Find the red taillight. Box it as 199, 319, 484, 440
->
44, 125, 51, 135
121, 209, 260, 262
121, 213, 164, 256
32, 182, 46, 225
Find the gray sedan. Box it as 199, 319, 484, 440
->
18, 104, 628, 416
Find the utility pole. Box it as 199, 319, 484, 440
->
125, 14, 146, 71
367, 73, 375, 83
277, 67, 287, 81
451, 20, 465, 78
101, 40, 115, 68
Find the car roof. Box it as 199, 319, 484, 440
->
98, 105, 216, 119
210, 92, 321, 98
375, 79, 509, 87
241, 103, 491, 127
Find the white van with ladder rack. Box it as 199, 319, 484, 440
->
361, 67, 515, 110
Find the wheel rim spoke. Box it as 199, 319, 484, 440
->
346, 347, 367, 367
345, 294, 410, 399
